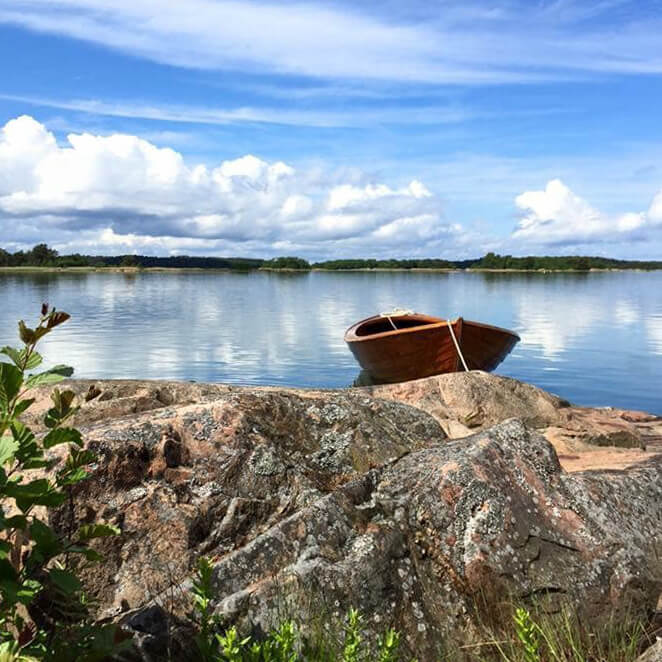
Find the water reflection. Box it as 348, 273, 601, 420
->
0, 270, 661, 413
647, 316, 662, 355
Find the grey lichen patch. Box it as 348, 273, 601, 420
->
311, 431, 353, 473
99, 421, 163, 449
182, 408, 220, 441
250, 445, 287, 476
319, 402, 349, 425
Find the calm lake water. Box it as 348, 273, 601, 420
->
1, 270, 661, 414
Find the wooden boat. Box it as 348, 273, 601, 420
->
344, 310, 519, 384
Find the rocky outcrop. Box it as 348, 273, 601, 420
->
367, 372, 662, 471
637, 639, 662, 662
48, 388, 443, 622
24, 373, 662, 659
196, 419, 662, 659
365, 370, 568, 436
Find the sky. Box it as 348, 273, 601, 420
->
1, 0, 662, 260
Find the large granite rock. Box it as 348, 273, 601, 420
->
366, 372, 662, 471
49, 388, 443, 621
22, 374, 662, 659
197, 419, 662, 659
365, 371, 566, 436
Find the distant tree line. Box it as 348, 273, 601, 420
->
261, 256, 311, 269
312, 258, 456, 270
1, 245, 661, 271
0, 245, 265, 270
100, 254, 266, 270
473, 252, 662, 271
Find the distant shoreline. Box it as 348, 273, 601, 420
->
3, 246, 661, 272
1, 266, 659, 274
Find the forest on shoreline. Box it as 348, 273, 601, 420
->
1, 244, 661, 272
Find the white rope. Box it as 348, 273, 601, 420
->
379, 308, 412, 331
447, 319, 469, 372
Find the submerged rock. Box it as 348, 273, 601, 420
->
23, 373, 662, 659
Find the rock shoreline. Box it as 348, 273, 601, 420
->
27, 372, 662, 660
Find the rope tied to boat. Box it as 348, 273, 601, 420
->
447, 319, 469, 372
379, 308, 413, 332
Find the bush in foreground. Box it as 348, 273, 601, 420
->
0, 307, 122, 660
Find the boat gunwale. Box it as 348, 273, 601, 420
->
344, 313, 520, 343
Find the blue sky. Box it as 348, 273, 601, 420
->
1, 0, 662, 259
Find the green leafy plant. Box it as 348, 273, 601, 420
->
376, 627, 401, 662
513, 608, 540, 662
190, 559, 417, 661
342, 607, 363, 662
192, 556, 220, 661
0, 306, 120, 660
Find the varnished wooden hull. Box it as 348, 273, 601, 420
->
344, 313, 519, 384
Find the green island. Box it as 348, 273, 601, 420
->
1, 244, 661, 272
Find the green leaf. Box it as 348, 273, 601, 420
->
13, 397, 35, 418
3, 515, 27, 530
25, 365, 74, 389
18, 321, 36, 345
30, 519, 62, 559
0, 576, 21, 607
32, 327, 50, 343
10, 421, 43, 466
67, 546, 103, 562
11, 420, 35, 445
44, 389, 77, 428
0, 434, 18, 466
57, 467, 89, 487
0, 345, 22, 367
4, 479, 66, 512
0, 558, 18, 582
77, 523, 120, 542
48, 568, 82, 595
23, 351, 43, 371
51, 388, 75, 410
66, 447, 96, 470
0, 347, 43, 371
16, 578, 42, 605
43, 427, 83, 449
0, 362, 23, 406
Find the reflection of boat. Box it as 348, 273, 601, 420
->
344, 310, 519, 384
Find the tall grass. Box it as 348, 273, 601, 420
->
190, 559, 652, 662
468, 602, 648, 662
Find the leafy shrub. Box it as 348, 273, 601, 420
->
0, 306, 121, 660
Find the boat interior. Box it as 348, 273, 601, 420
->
356, 316, 439, 336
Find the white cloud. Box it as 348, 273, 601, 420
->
2, 0, 662, 84
0, 93, 475, 129
649, 190, 662, 224
512, 178, 660, 246
0, 115, 463, 257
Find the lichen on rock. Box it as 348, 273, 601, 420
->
20, 373, 661, 660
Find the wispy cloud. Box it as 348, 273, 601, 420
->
0, 93, 475, 128
2, 0, 661, 84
